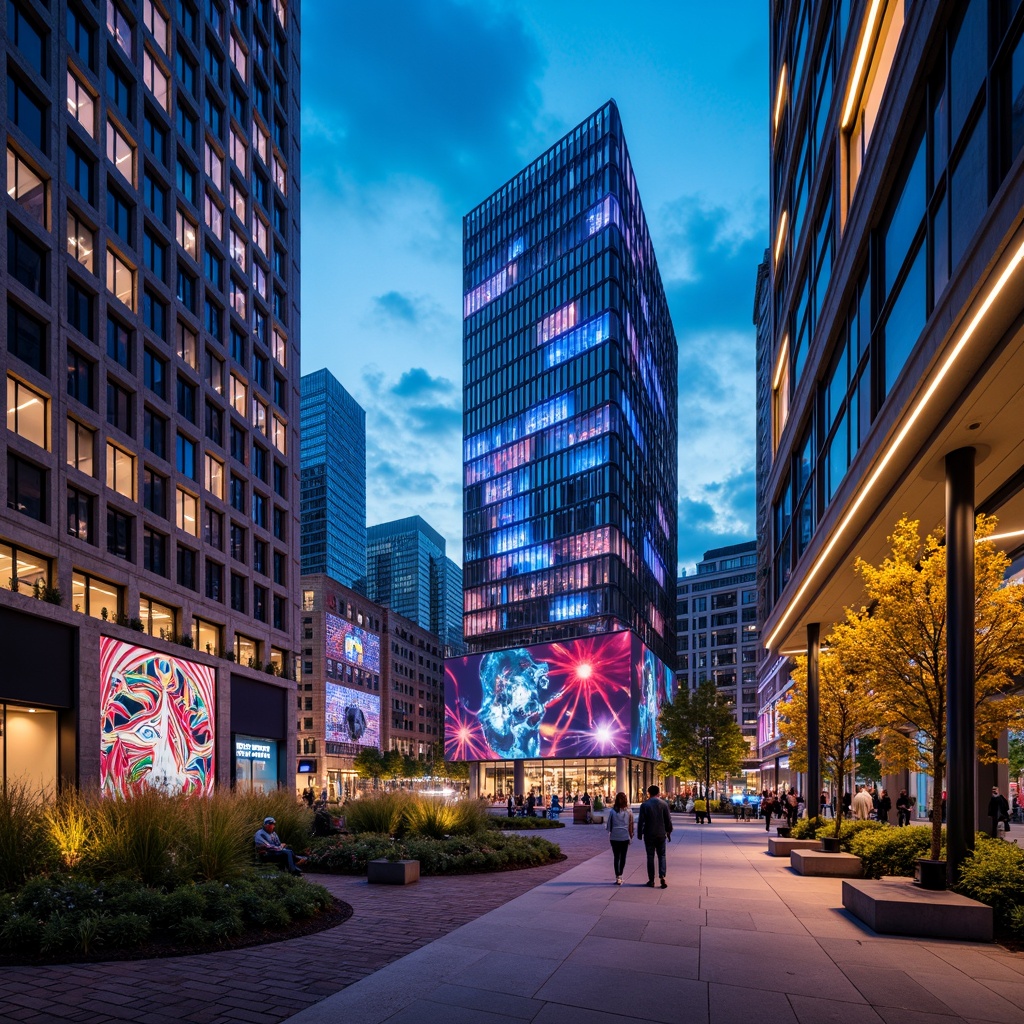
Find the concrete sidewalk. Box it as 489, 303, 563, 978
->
285, 818, 1024, 1024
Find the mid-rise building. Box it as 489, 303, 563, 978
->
762, 1, 1022, 850
365, 515, 463, 655
298, 573, 444, 799
451, 101, 678, 802
1, 0, 302, 794
676, 543, 761, 777
299, 368, 366, 586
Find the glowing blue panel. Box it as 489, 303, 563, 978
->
544, 312, 612, 368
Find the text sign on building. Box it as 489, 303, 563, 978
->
444, 631, 674, 762
235, 738, 273, 760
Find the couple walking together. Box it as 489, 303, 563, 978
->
606, 785, 673, 887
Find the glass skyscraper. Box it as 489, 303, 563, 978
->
299, 368, 366, 586
365, 516, 464, 655
462, 101, 678, 668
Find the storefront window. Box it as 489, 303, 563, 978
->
234, 734, 278, 793
1, 704, 58, 794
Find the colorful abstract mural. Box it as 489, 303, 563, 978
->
99, 638, 216, 796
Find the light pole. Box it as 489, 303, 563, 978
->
700, 727, 713, 822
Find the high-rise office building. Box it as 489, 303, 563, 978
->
451, 101, 678, 803
762, 2, 1024, 846
1, 0, 301, 794
299, 368, 366, 586
462, 100, 678, 669
365, 515, 463, 655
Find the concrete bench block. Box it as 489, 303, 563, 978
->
368, 858, 420, 885
842, 878, 993, 942
790, 850, 863, 877
767, 837, 821, 857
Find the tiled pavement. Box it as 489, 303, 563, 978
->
0, 823, 609, 1024
284, 817, 1024, 1024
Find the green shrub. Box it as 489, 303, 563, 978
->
91, 789, 180, 886
848, 825, 932, 878
955, 837, 1024, 935
44, 789, 94, 871
306, 831, 561, 875
343, 793, 411, 836
233, 790, 314, 851
176, 790, 252, 881
404, 797, 489, 838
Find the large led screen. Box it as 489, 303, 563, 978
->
631, 640, 675, 760
325, 682, 381, 748
325, 613, 380, 673
445, 632, 675, 761
99, 638, 216, 796
445, 632, 633, 760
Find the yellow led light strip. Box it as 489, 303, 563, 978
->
841, 0, 883, 130
985, 529, 1024, 543
773, 64, 788, 132
774, 210, 788, 265
766, 233, 1024, 650
772, 335, 790, 390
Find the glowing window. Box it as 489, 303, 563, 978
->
272, 415, 286, 454
537, 302, 578, 344
67, 211, 95, 272
230, 374, 247, 415
205, 454, 224, 498
106, 442, 135, 499
176, 487, 198, 536
106, 121, 134, 181
176, 208, 198, 259
107, 1, 132, 56
272, 328, 287, 367
7, 148, 46, 225
205, 144, 224, 191
205, 191, 223, 240
67, 70, 95, 138
7, 376, 47, 448
106, 249, 134, 308
143, 50, 169, 111
143, 0, 169, 53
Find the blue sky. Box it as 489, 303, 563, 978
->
300, 1, 769, 573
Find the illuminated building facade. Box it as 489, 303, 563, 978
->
462, 100, 678, 671
763, 1, 1024, 865
365, 515, 465, 656
299, 573, 444, 799
676, 542, 761, 770
457, 102, 677, 801
300, 368, 366, 586
1, 0, 301, 793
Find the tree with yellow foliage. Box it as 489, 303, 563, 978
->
835, 516, 1024, 860
779, 640, 876, 837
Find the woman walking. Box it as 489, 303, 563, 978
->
606, 792, 634, 885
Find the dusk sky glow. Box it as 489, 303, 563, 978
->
300, 1, 769, 573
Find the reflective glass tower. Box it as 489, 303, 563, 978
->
300, 369, 366, 585
462, 101, 677, 668
365, 516, 464, 655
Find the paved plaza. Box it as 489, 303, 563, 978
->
2, 818, 1023, 1023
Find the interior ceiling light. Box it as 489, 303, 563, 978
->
773, 64, 788, 132
773, 335, 790, 390
766, 232, 1024, 650
774, 210, 788, 265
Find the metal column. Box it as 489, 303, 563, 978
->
513, 760, 525, 800
807, 623, 820, 821
946, 447, 975, 885
615, 757, 628, 800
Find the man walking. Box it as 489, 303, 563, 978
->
637, 785, 673, 888
988, 787, 1011, 837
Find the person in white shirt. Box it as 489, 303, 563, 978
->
851, 786, 874, 821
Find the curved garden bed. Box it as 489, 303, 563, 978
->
306, 831, 563, 875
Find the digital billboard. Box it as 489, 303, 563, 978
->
325, 613, 380, 673
325, 682, 381, 748
99, 638, 216, 796
631, 640, 675, 760
444, 632, 674, 761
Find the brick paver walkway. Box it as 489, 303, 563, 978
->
0, 823, 607, 1024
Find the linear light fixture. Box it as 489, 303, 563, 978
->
984, 529, 1024, 543
772, 335, 790, 390
766, 232, 1024, 650
773, 64, 788, 132
774, 210, 788, 266
841, 0, 883, 130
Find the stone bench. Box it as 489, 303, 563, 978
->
767, 837, 821, 857
368, 858, 420, 885
842, 878, 993, 942
790, 850, 863, 877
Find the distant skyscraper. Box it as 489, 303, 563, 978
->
300, 369, 366, 585
365, 516, 463, 655
461, 100, 678, 668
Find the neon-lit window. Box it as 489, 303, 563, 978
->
543, 312, 611, 368
464, 263, 517, 318
537, 302, 577, 344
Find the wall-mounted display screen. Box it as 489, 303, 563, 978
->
325, 613, 380, 673
99, 638, 216, 796
325, 682, 381, 748
444, 631, 674, 762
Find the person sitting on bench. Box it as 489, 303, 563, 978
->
254, 817, 307, 875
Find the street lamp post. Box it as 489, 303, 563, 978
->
700, 727, 713, 823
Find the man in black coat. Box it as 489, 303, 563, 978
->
988, 787, 1011, 836
637, 785, 673, 888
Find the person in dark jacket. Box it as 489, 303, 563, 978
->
895, 790, 911, 827
637, 785, 673, 888
989, 787, 1011, 836
877, 789, 892, 825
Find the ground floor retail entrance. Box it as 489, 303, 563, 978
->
471, 757, 663, 805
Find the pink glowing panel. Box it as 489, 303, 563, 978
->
464, 262, 518, 318
536, 302, 578, 344
99, 638, 216, 796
